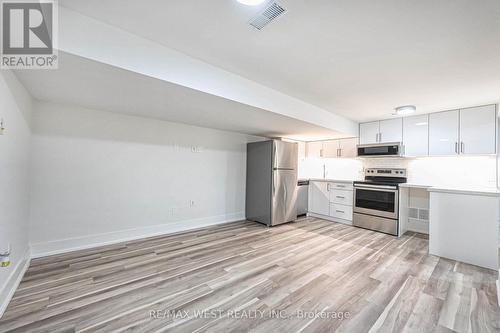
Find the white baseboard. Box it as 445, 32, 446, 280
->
0, 247, 31, 319
31, 212, 245, 258
497, 278, 500, 307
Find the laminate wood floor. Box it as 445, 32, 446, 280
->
1, 218, 498, 333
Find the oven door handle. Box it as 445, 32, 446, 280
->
354, 184, 398, 190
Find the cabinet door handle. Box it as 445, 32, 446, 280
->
336, 210, 345, 213
336, 196, 345, 199
327, 183, 330, 191
320, 149, 323, 157
454, 142, 458, 154
336, 185, 346, 188
379, 133, 382, 142
460, 142, 464, 153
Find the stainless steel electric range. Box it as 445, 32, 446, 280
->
353, 168, 407, 236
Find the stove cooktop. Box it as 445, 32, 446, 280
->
354, 168, 408, 187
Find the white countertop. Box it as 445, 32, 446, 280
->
400, 183, 500, 197
427, 186, 500, 197
306, 180, 500, 196
307, 178, 356, 183
399, 183, 433, 189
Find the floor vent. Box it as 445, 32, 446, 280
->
418, 209, 429, 221
408, 208, 419, 219
408, 207, 429, 221
249, 2, 286, 30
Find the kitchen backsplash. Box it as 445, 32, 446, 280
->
300, 155, 497, 189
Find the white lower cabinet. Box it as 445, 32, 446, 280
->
308, 181, 329, 216
308, 181, 353, 223
330, 189, 353, 206
329, 203, 353, 221
328, 183, 353, 223
329, 182, 353, 191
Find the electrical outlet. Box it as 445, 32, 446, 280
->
191, 146, 203, 153
0, 244, 10, 268
0, 243, 10, 256
189, 200, 195, 207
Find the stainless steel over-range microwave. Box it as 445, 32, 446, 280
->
357, 142, 402, 157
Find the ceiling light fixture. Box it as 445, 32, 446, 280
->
393, 105, 416, 116
237, 0, 267, 6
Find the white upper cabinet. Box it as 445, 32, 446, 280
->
321, 139, 358, 158
360, 119, 403, 144
379, 118, 403, 143
355, 104, 496, 157
297, 141, 306, 161
359, 122, 379, 144
322, 141, 339, 158
459, 105, 496, 155
338, 138, 358, 158
403, 114, 429, 156
306, 141, 323, 158
429, 110, 459, 156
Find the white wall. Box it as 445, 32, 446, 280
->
0, 71, 32, 316
29, 101, 262, 256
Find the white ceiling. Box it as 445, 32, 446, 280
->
60, 0, 500, 122
15, 52, 343, 141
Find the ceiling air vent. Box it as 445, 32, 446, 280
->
249, 2, 286, 30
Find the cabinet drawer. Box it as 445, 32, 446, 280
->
330, 189, 353, 206
329, 182, 353, 191
329, 203, 353, 221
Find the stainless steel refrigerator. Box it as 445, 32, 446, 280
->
246, 140, 298, 226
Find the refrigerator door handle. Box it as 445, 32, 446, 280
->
273, 142, 277, 167
272, 171, 276, 195
284, 182, 287, 213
